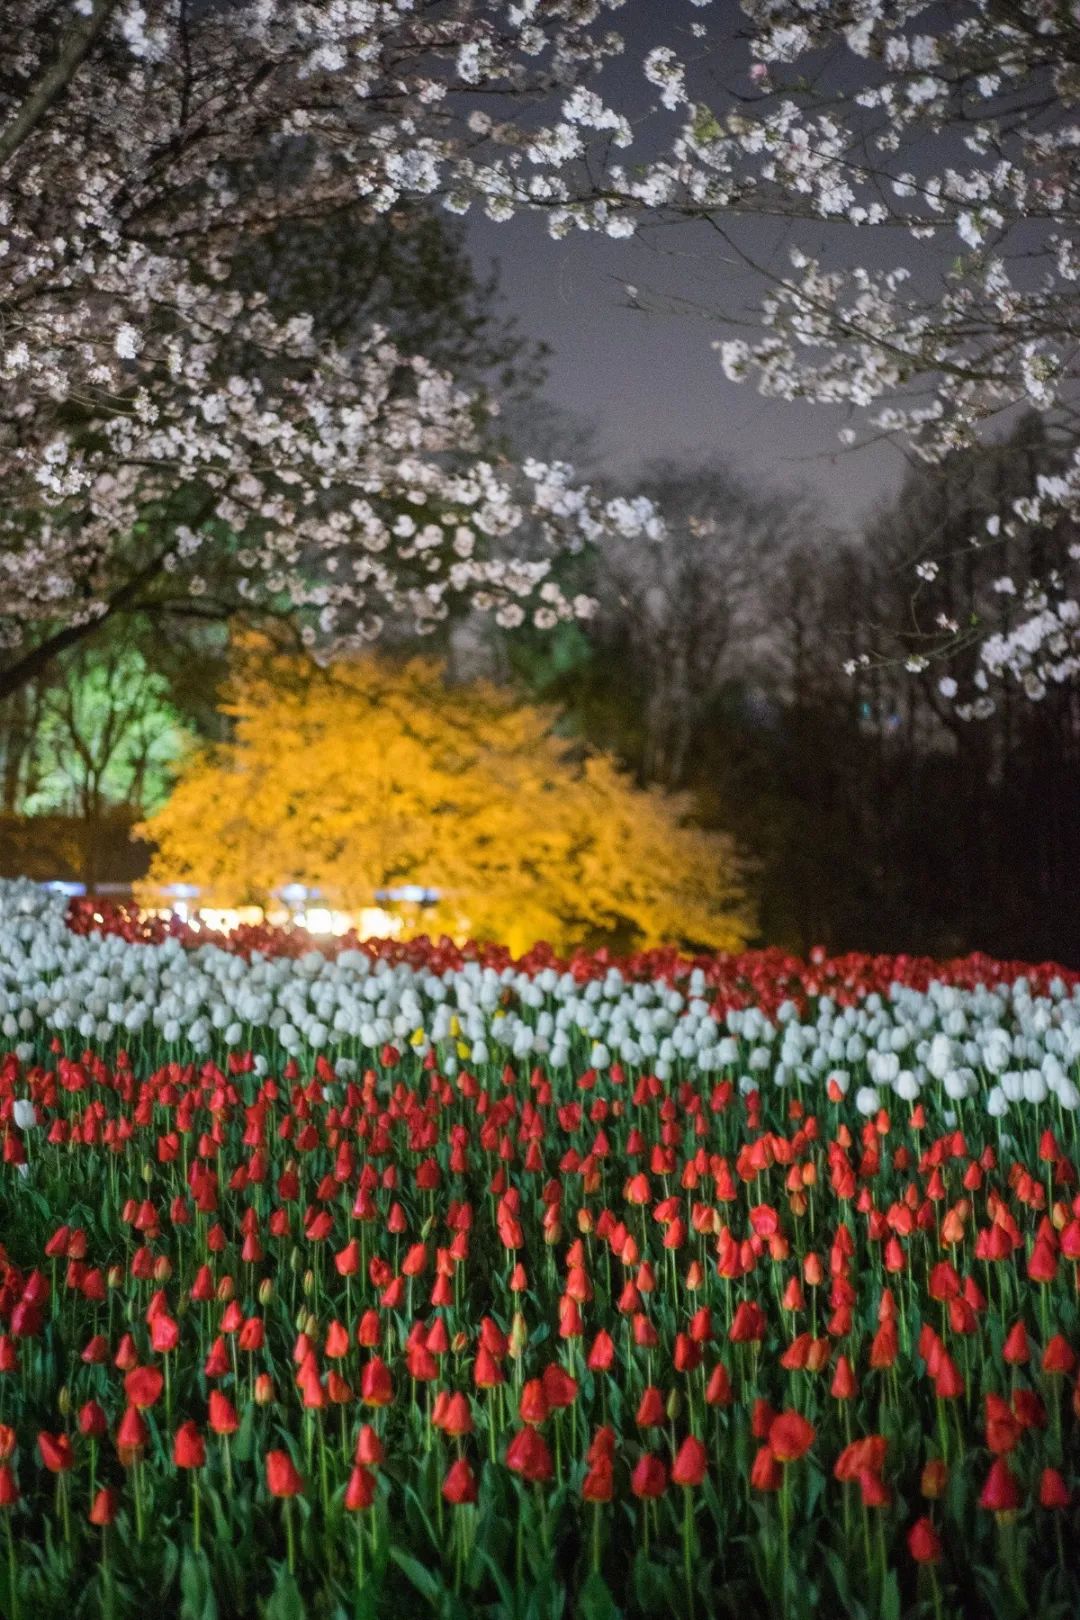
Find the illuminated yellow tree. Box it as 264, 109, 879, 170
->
138, 646, 754, 953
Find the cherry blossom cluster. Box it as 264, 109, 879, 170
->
450, 1, 1080, 700
5, 1, 1079, 696
0, 0, 647, 657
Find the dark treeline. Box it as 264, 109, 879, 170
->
503, 416, 1080, 965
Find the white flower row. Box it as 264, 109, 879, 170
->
1, 881, 1078, 1121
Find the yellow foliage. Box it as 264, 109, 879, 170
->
138, 646, 754, 954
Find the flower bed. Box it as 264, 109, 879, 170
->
0, 880, 1078, 1618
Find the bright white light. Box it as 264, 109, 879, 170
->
359, 907, 402, 940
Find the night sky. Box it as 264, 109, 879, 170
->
463, 1, 919, 532
467, 208, 907, 527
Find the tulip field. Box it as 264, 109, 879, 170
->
0, 883, 1079, 1619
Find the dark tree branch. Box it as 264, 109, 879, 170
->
0, 0, 119, 171
0, 546, 172, 700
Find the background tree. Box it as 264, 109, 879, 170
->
138, 643, 753, 955
507, 426, 1080, 962
513, 461, 819, 790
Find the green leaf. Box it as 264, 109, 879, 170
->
232, 1400, 256, 1463
878, 1569, 900, 1620
632, 1550, 668, 1615
577, 1571, 623, 1620
264, 1566, 307, 1620
388, 1548, 442, 1609
179, 1547, 218, 1620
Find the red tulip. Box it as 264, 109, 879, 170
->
355, 1425, 384, 1466
115, 1406, 148, 1466
541, 1363, 578, 1410
635, 1386, 666, 1428
1039, 1468, 1070, 1510
360, 1356, 393, 1407
173, 1421, 206, 1470
1042, 1335, 1076, 1375
440, 1393, 474, 1438
907, 1516, 942, 1564
630, 1453, 668, 1499
729, 1301, 766, 1343
1027, 1236, 1058, 1284
124, 1365, 164, 1410
78, 1401, 107, 1440
442, 1458, 478, 1505
0, 1467, 17, 1508
834, 1436, 888, 1482
150, 1312, 180, 1353
581, 1456, 614, 1502
344, 1464, 376, 1511
768, 1411, 815, 1463
705, 1362, 733, 1407
88, 1486, 119, 1526
505, 1427, 553, 1483
979, 1457, 1021, 1513
209, 1391, 239, 1435
587, 1330, 615, 1372
858, 1469, 891, 1508
671, 1435, 708, 1488
266, 1450, 304, 1498
519, 1379, 550, 1425
990, 1393, 1023, 1458
1002, 1321, 1029, 1366
830, 1354, 857, 1400
586, 1427, 617, 1466
37, 1432, 74, 1473
750, 1446, 781, 1492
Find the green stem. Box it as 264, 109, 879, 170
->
285, 1498, 296, 1576
780, 1468, 791, 1620
6, 1513, 18, 1620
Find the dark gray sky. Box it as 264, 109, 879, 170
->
468, 209, 908, 529
462, 0, 923, 532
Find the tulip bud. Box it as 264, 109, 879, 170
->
154, 1256, 172, 1283
258, 1279, 274, 1306
420, 1214, 435, 1240
303, 1270, 315, 1297
141, 1161, 154, 1185
451, 1331, 468, 1355
289, 1247, 302, 1274
106, 1266, 124, 1290
57, 1385, 70, 1417
254, 1374, 275, 1405
216, 1275, 235, 1302
665, 1389, 682, 1423
509, 1312, 528, 1361
294, 1307, 309, 1333
304, 1312, 319, 1339
577, 1209, 593, 1235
